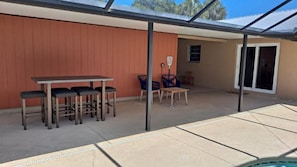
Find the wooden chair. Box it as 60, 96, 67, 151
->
137, 75, 161, 103
162, 74, 181, 88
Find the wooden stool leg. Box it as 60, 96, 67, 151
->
96, 94, 99, 121
185, 91, 188, 105
87, 95, 93, 118
64, 97, 68, 112
113, 92, 116, 117
160, 90, 164, 103
75, 96, 78, 125
158, 90, 161, 103
171, 92, 174, 107
80, 96, 83, 124
107, 93, 110, 114
140, 90, 144, 101
41, 96, 45, 122
22, 99, 26, 130
56, 98, 59, 128
68, 97, 72, 120
151, 91, 154, 103
51, 97, 55, 124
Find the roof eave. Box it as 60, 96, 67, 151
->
1, 0, 296, 41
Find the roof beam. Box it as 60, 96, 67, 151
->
104, 0, 114, 11
261, 11, 297, 33
178, 34, 227, 42
241, 0, 292, 30
2, 0, 296, 40
188, 0, 217, 23
1, 0, 252, 34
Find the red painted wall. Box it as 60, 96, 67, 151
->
0, 14, 178, 109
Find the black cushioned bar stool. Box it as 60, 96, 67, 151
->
71, 86, 99, 124
95, 86, 116, 117
51, 88, 78, 128
20, 90, 46, 130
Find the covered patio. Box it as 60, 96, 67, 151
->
1, 87, 296, 165
1, 0, 297, 166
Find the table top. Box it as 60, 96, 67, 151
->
32, 75, 113, 84
161, 87, 189, 92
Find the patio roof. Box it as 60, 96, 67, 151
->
1, 0, 297, 41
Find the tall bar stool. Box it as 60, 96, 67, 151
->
71, 86, 99, 124
95, 86, 116, 117
20, 90, 46, 130
51, 88, 78, 128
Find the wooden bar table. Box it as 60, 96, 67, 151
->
32, 75, 113, 129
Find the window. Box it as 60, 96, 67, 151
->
188, 45, 201, 63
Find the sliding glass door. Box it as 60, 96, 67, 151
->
235, 43, 280, 94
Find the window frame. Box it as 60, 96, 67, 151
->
188, 45, 201, 63
234, 43, 280, 94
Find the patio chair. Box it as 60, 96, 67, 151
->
137, 75, 161, 103
162, 74, 181, 88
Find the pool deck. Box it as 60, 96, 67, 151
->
1, 88, 297, 166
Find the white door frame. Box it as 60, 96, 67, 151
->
234, 43, 280, 94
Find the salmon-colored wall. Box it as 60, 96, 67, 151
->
0, 14, 178, 109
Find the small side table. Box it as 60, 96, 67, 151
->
160, 87, 189, 106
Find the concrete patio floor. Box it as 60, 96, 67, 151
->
1, 87, 297, 166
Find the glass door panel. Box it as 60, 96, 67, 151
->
255, 46, 277, 90
238, 47, 256, 87
244, 47, 256, 88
